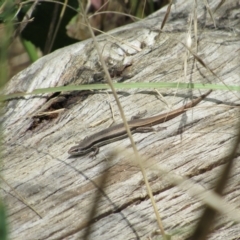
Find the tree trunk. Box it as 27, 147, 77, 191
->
2, 0, 240, 239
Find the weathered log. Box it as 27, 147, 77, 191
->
1, 0, 240, 239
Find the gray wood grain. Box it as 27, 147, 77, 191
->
1, 0, 240, 239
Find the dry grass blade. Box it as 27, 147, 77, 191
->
193, 0, 198, 51
156, 0, 172, 40
203, 0, 216, 27
189, 112, 240, 240
182, 42, 240, 100
82, 156, 110, 240
145, 160, 240, 224
214, 0, 226, 12
160, 0, 172, 30
14, 1, 38, 36
45, 0, 68, 54
50, 152, 142, 240
80, 3, 168, 238
183, 12, 193, 82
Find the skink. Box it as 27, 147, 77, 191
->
68, 90, 212, 156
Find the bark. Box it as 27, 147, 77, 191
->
1, 0, 240, 239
